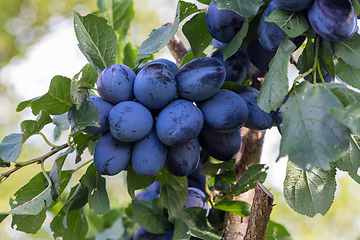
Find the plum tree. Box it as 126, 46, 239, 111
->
273, 0, 314, 11
2, 0, 360, 240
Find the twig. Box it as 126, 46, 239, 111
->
0, 142, 70, 182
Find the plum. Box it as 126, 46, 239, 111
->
108, 101, 153, 142
308, 0, 357, 42
97, 64, 136, 104
272, 0, 314, 11
205, 2, 246, 43
187, 164, 206, 193
184, 187, 210, 216
210, 49, 251, 84
238, 87, 275, 130
175, 57, 226, 101
93, 132, 132, 176
198, 125, 242, 161
135, 190, 159, 204
133, 226, 173, 240
132, 130, 167, 177
134, 62, 177, 109
197, 89, 249, 133
165, 138, 200, 177
156, 99, 204, 146
78, 96, 113, 135
245, 40, 276, 71
138, 58, 178, 74
211, 38, 227, 49
257, 2, 288, 52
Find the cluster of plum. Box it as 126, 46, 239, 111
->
68, 54, 273, 179
206, 0, 358, 72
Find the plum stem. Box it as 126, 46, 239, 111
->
37, 132, 56, 148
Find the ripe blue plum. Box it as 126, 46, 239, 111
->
245, 40, 275, 71
132, 130, 167, 177
156, 99, 204, 146
134, 62, 177, 109
238, 87, 275, 130
147, 181, 161, 193
165, 138, 200, 177
97, 64, 136, 104
138, 58, 178, 74
198, 125, 242, 161
308, 0, 357, 42
184, 187, 210, 216
211, 38, 227, 49
175, 57, 226, 101
108, 101, 153, 142
135, 190, 159, 204
197, 89, 248, 133
205, 2, 246, 43
272, 0, 314, 11
258, 2, 288, 52
93, 132, 132, 176
210, 49, 251, 84
81, 96, 113, 135
133, 226, 173, 240
187, 164, 206, 193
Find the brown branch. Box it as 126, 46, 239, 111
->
244, 182, 274, 240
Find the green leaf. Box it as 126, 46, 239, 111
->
30, 75, 72, 115
351, 0, 360, 15
279, 81, 351, 170
2, 171, 52, 215
52, 113, 71, 140
258, 38, 296, 112
319, 39, 335, 77
64, 183, 89, 213
213, 200, 251, 217
72, 131, 98, 163
180, 0, 199, 22
137, 2, 180, 54
123, 41, 139, 69
156, 168, 188, 220
297, 38, 314, 74
200, 158, 235, 176
0, 159, 10, 167
70, 64, 98, 108
329, 102, 360, 134
0, 214, 8, 223
177, 207, 222, 240
11, 210, 46, 234
49, 148, 74, 199
0, 133, 22, 163
221, 20, 249, 60
132, 199, 171, 234
221, 81, 247, 93
325, 83, 360, 107
84, 163, 110, 215
335, 58, 360, 89
265, 220, 293, 240
63, 209, 89, 240
98, 0, 135, 39
182, 12, 212, 58
214, 171, 236, 193
73, 10, 117, 71
336, 135, 360, 184
16, 96, 40, 112
227, 164, 268, 197
213, 0, 264, 18
180, 52, 207, 66
265, 8, 309, 38
173, 218, 191, 240
127, 164, 156, 199
283, 161, 336, 217
20, 111, 52, 143
197, 0, 211, 5
332, 33, 360, 70
70, 99, 100, 130
90, 217, 125, 240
